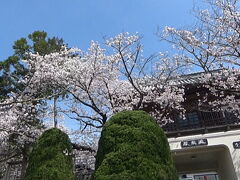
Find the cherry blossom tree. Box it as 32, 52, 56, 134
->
23, 33, 185, 131
160, 0, 240, 117
0, 96, 44, 179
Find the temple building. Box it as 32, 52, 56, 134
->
162, 72, 240, 180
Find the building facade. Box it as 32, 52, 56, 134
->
161, 72, 240, 180
168, 129, 240, 180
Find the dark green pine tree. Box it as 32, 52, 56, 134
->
92, 110, 178, 180
24, 128, 74, 180
0, 31, 65, 100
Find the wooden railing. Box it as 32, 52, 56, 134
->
162, 111, 240, 137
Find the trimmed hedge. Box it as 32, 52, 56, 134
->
24, 128, 74, 180
92, 110, 178, 180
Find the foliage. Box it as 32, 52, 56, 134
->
0, 30, 65, 100
0, 99, 44, 179
0, 31, 66, 178
24, 128, 74, 180
92, 111, 178, 180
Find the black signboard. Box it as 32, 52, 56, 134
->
181, 139, 208, 148
233, 141, 240, 149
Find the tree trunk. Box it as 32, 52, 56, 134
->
19, 152, 28, 180
53, 96, 58, 128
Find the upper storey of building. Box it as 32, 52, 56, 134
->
160, 70, 240, 137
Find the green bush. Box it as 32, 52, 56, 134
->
24, 128, 74, 180
92, 110, 178, 180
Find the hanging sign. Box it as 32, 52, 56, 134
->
181, 138, 208, 148
233, 141, 240, 149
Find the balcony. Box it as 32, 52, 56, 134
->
162, 111, 240, 137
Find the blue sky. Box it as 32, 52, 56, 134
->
0, 0, 201, 60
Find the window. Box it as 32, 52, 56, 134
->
178, 173, 219, 180
178, 111, 200, 129
194, 174, 218, 180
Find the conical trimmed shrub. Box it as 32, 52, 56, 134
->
92, 110, 178, 180
24, 128, 74, 180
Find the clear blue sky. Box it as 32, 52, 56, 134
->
0, 0, 201, 60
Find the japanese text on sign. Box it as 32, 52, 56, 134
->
181, 139, 208, 148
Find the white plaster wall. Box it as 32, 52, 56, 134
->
168, 129, 240, 180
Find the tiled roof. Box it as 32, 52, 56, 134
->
170, 69, 223, 85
